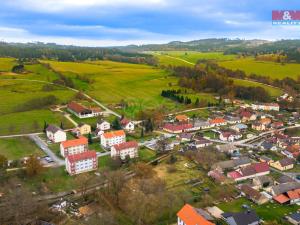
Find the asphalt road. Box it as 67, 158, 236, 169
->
29, 135, 65, 166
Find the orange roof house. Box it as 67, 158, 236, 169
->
175, 114, 189, 122
102, 130, 126, 139
177, 204, 215, 225
209, 118, 227, 125
61, 136, 88, 148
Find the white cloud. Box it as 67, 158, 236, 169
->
8, 0, 168, 12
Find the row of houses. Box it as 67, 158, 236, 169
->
177, 203, 261, 225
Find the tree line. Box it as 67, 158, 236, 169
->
161, 89, 192, 104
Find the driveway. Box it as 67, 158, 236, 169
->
29, 135, 65, 166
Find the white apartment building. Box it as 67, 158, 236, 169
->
65, 150, 97, 175
60, 136, 88, 157
101, 130, 126, 148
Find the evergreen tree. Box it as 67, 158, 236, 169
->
60, 121, 64, 130
88, 133, 93, 144
43, 121, 48, 133
195, 98, 200, 106
112, 117, 121, 130
140, 128, 144, 138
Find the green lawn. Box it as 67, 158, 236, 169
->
218, 197, 300, 223
232, 78, 283, 97
139, 147, 156, 162
0, 137, 44, 160
219, 57, 300, 80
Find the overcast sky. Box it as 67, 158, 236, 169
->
1, 0, 300, 46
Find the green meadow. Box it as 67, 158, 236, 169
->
152, 51, 237, 67
219, 57, 300, 80
0, 137, 44, 160
232, 78, 283, 96
0, 79, 74, 135
42, 60, 186, 117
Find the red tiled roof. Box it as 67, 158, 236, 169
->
67, 150, 96, 163
209, 118, 226, 124
253, 162, 270, 173
228, 171, 243, 179
68, 101, 90, 114
163, 123, 193, 132
61, 136, 88, 148
287, 190, 300, 200
177, 204, 215, 225
102, 130, 126, 139
273, 194, 290, 204
113, 141, 138, 152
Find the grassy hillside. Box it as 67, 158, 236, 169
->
232, 79, 283, 96
42, 60, 213, 117
219, 57, 300, 80
153, 51, 236, 67
0, 80, 74, 135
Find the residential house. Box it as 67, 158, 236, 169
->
260, 141, 277, 151
219, 130, 242, 142
101, 130, 126, 148
73, 123, 91, 136
251, 102, 280, 111
120, 118, 135, 132
216, 144, 240, 156
177, 204, 215, 225
194, 137, 212, 148
253, 176, 274, 189
259, 155, 274, 164
273, 188, 300, 205
227, 162, 270, 182
270, 158, 295, 171
271, 121, 284, 129
252, 121, 266, 131
209, 118, 227, 127
96, 119, 110, 131
276, 175, 295, 184
67, 101, 94, 118
212, 157, 251, 172
163, 123, 193, 134
60, 136, 88, 157
46, 125, 66, 143
65, 150, 97, 175
175, 114, 189, 123
192, 120, 212, 130
238, 109, 257, 122
222, 210, 260, 225
111, 141, 138, 160
282, 144, 300, 158
270, 182, 300, 196
178, 132, 194, 142
225, 116, 241, 124
231, 124, 248, 133
240, 184, 269, 205
286, 212, 300, 225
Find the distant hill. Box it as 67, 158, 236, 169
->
117, 38, 270, 51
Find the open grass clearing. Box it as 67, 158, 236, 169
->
219, 57, 300, 80
0, 137, 45, 160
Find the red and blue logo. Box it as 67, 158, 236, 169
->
272, 10, 300, 25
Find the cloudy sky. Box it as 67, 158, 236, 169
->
1, 0, 300, 46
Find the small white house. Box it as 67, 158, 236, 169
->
120, 118, 135, 131
46, 125, 66, 143
97, 120, 110, 131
